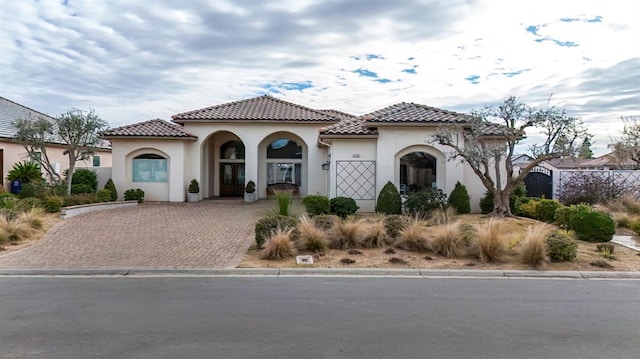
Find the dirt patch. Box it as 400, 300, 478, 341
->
239, 215, 640, 272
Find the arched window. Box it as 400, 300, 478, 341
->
266, 139, 302, 186
133, 153, 168, 182
399, 152, 436, 194
220, 141, 245, 160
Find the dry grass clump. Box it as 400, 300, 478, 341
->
471, 218, 508, 263
429, 221, 465, 258
329, 218, 363, 249
428, 206, 457, 225
611, 212, 636, 228
0, 217, 33, 242
518, 224, 550, 268
296, 216, 329, 253
260, 228, 297, 260
359, 218, 387, 248
605, 194, 640, 214
394, 218, 430, 252
18, 208, 45, 231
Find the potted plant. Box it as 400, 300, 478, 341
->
187, 179, 199, 202
244, 180, 256, 203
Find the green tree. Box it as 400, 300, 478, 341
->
578, 135, 594, 159
434, 96, 588, 217
376, 181, 402, 215
447, 181, 471, 214
609, 116, 639, 168
12, 115, 62, 183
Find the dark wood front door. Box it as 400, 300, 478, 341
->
220, 163, 245, 196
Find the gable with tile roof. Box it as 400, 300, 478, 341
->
105, 95, 491, 210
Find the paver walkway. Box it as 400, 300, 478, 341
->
0, 200, 270, 269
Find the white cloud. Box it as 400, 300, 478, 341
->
1, 0, 638, 155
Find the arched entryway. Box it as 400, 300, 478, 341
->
202, 131, 245, 198
394, 145, 444, 195
258, 132, 307, 198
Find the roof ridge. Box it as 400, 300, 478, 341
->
0, 96, 56, 120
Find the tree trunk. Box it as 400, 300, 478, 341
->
66, 156, 76, 195
491, 191, 513, 217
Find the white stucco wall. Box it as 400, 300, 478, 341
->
329, 138, 377, 212
109, 139, 187, 202
182, 122, 330, 199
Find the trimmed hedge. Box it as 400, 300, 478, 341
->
404, 188, 447, 215
330, 197, 359, 218
545, 231, 578, 262
568, 210, 616, 243
302, 195, 330, 217
254, 215, 298, 249
448, 182, 471, 214
124, 189, 145, 203
376, 181, 402, 215
104, 178, 118, 201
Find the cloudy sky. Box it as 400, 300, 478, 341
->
1, 0, 638, 154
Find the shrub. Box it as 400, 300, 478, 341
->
104, 178, 118, 201
535, 199, 562, 223
404, 188, 447, 216
97, 189, 112, 202
0, 193, 18, 209
245, 180, 256, 194
448, 182, 471, 214
329, 218, 363, 249
260, 228, 297, 260
43, 196, 63, 213
330, 197, 359, 219
479, 191, 494, 214
296, 216, 329, 253
376, 181, 402, 215
271, 190, 293, 217
428, 206, 456, 225
554, 204, 591, 228
62, 194, 98, 207
18, 208, 44, 231
559, 172, 627, 205
71, 183, 94, 195
545, 230, 578, 262
188, 179, 199, 193
313, 214, 339, 231
254, 215, 298, 249
359, 218, 387, 248
394, 218, 430, 252
631, 220, 640, 235
568, 210, 616, 243
15, 197, 43, 212
124, 188, 145, 203
384, 214, 410, 239
0, 208, 18, 221
518, 224, 550, 268
0, 217, 32, 242
302, 195, 330, 217
430, 222, 465, 258
517, 198, 539, 218
596, 242, 615, 254
472, 219, 507, 263
611, 212, 633, 228
7, 161, 44, 183
71, 168, 98, 193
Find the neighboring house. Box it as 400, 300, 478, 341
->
579, 152, 638, 170
0, 96, 112, 189
102, 95, 489, 211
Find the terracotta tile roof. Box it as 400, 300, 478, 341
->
172, 95, 342, 123
101, 119, 197, 139
319, 116, 378, 136
364, 102, 471, 124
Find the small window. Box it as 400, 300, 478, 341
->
93, 155, 100, 167
133, 154, 168, 182
220, 141, 245, 159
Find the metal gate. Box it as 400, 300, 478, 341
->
524, 166, 552, 198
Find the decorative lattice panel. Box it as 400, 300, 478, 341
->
336, 161, 376, 200
558, 170, 640, 199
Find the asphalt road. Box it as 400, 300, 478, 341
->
1, 276, 638, 359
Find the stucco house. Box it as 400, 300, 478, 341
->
0, 96, 112, 189
102, 95, 489, 212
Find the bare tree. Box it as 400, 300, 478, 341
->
12, 115, 63, 183
610, 116, 640, 167
12, 109, 109, 195
434, 96, 587, 217
57, 109, 109, 195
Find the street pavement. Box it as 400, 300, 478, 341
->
1, 276, 638, 359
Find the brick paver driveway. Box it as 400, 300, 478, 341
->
0, 200, 270, 269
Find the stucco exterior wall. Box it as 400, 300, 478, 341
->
110, 139, 187, 202
1, 139, 112, 189
329, 138, 377, 212
182, 122, 330, 199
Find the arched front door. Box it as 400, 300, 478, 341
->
219, 140, 245, 196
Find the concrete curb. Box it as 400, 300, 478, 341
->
1, 268, 639, 279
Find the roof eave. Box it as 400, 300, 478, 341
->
173, 119, 338, 125
102, 135, 197, 141
318, 134, 378, 139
